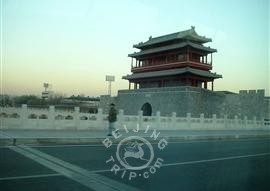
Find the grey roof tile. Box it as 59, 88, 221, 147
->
129, 41, 216, 58
123, 67, 222, 80
134, 26, 211, 49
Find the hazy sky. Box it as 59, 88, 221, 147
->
1, 0, 269, 96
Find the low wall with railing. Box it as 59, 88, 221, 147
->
0, 105, 268, 131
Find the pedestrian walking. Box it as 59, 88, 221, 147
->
107, 103, 117, 136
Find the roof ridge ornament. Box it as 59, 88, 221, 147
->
191, 26, 195, 30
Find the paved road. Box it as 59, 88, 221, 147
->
0, 138, 270, 191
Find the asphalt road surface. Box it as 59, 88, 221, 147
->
1, 138, 270, 191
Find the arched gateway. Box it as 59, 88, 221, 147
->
141, 103, 152, 116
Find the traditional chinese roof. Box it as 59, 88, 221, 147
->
133, 26, 211, 49
123, 67, 222, 80
129, 41, 216, 58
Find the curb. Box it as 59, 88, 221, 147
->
1, 133, 270, 146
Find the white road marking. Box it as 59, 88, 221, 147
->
88, 152, 270, 173
0, 131, 13, 138
161, 152, 270, 167
9, 146, 140, 191
0, 173, 61, 181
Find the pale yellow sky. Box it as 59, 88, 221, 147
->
1, 0, 269, 97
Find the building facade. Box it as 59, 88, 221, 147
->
124, 26, 221, 91
100, 27, 269, 120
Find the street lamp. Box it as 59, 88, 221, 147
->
105, 75, 115, 96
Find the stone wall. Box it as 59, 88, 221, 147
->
99, 87, 268, 120
220, 93, 240, 119
99, 95, 117, 114
115, 87, 225, 117
238, 90, 265, 119
264, 97, 270, 120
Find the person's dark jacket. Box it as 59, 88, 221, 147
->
108, 107, 117, 122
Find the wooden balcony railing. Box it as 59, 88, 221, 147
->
131, 60, 212, 72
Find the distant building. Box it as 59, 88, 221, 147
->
41, 90, 54, 99
61, 96, 99, 113
41, 83, 53, 99
100, 27, 269, 120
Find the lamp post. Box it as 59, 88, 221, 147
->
105, 75, 115, 96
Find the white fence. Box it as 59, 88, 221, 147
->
0, 105, 268, 131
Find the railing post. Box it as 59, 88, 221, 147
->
200, 113, 204, 124
74, 107, 80, 128
20, 104, 28, 127
156, 111, 161, 129
172, 112, 176, 129
234, 115, 238, 123
234, 115, 239, 129
138, 110, 143, 128
212, 114, 217, 128
97, 108, 103, 127
224, 114, 228, 129
49, 105, 55, 128
118, 109, 124, 127
187, 113, 191, 128
260, 118, 265, 129
244, 116, 247, 128
253, 116, 257, 127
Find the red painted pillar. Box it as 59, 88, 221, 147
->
204, 82, 207, 89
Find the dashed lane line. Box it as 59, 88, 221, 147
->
161, 152, 270, 167
87, 152, 270, 173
